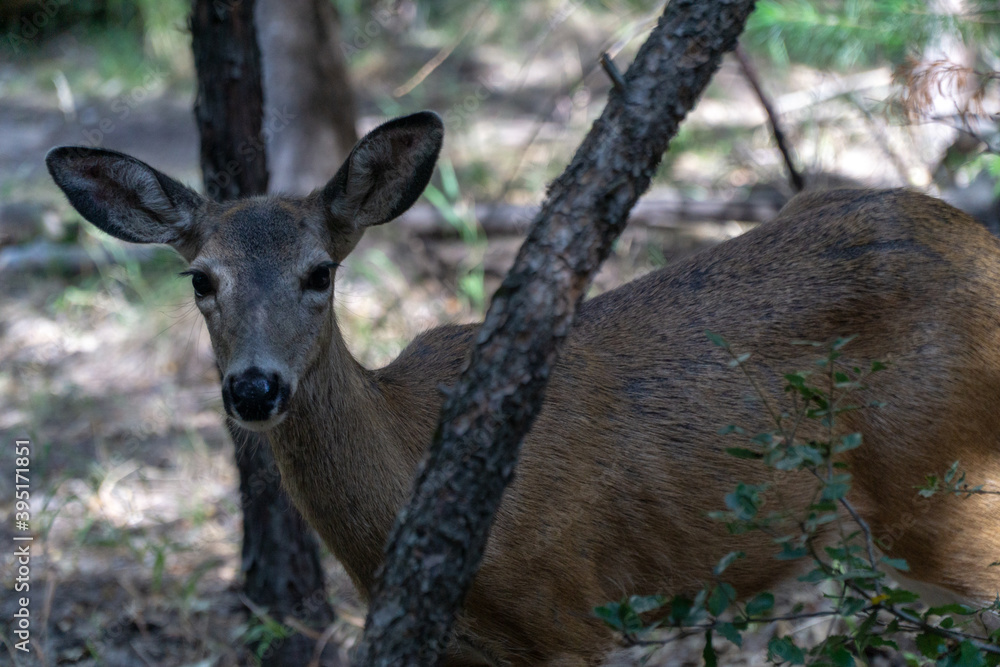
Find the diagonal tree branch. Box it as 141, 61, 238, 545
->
355, 1, 758, 664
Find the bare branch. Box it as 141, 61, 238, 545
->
734, 44, 805, 193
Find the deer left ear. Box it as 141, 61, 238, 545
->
322, 111, 443, 230
46, 146, 207, 259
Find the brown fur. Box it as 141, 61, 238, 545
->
46, 116, 1000, 666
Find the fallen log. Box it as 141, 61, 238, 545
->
399, 191, 786, 238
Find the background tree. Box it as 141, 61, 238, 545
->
190, 1, 338, 664
256, 0, 358, 194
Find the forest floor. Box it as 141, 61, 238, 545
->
0, 10, 979, 666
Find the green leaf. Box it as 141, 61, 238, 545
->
798, 566, 828, 584
915, 631, 947, 658
834, 432, 862, 453
776, 542, 809, 560
593, 602, 625, 631
784, 372, 808, 388
866, 636, 898, 650
629, 594, 667, 615
919, 472, 939, 493
879, 556, 910, 572
725, 483, 762, 521
732, 352, 751, 365
840, 596, 867, 616
820, 473, 852, 501
957, 639, 989, 667
832, 334, 857, 350
767, 636, 806, 665
705, 330, 729, 349
708, 583, 736, 616
746, 592, 775, 617
885, 588, 920, 604
716, 621, 742, 648
725, 447, 763, 460
713, 551, 745, 576
855, 611, 879, 646
669, 595, 694, 625
944, 460, 961, 483
926, 603, 976, 616
828, 644, 855, 667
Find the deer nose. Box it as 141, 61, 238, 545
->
224, 367, 286, 422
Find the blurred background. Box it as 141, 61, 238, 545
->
1, 1, 998, 665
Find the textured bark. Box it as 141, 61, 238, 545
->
354, 1, 758, 665
189, 2, 337, 664
232, 427, 339, 666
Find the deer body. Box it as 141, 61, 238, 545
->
48, 113, 1000, 666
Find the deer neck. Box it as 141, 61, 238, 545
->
265, 315, 423, 596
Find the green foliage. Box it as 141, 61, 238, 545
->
239, 612, 297, 663
744, 0, 1000, 70
595, 334, 1000, 665
919, 459, 1000, 500
423, 156, 488, 314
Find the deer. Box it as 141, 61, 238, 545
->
47, 111, 1000, 666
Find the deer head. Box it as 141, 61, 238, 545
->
46, 111, 444, 431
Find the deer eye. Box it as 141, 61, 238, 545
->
305, 263, 335, 291
181, 270, 214, 298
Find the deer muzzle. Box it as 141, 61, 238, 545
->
223, 366, 291, 428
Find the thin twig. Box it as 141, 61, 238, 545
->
393, 2, 490, 97
722, 344, 1000, 659
804, 542, 1000, 653
600, 52, 627, 92
734, 44, 805, 192
624, 609, 853, 648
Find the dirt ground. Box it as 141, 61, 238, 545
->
2, 8, 990, 666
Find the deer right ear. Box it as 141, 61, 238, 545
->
46, 146, 206, 259
322, 111, 443, 230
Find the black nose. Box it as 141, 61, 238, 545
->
224, 367, 286, 422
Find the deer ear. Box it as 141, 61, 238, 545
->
322, 111, 443, 230
46, 146, 206, 259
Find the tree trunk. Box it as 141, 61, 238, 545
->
255, 0, 358, 194
189, 2, 337, 664
354, 1, 758, 665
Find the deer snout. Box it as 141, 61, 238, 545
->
223, 367, 290, 427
